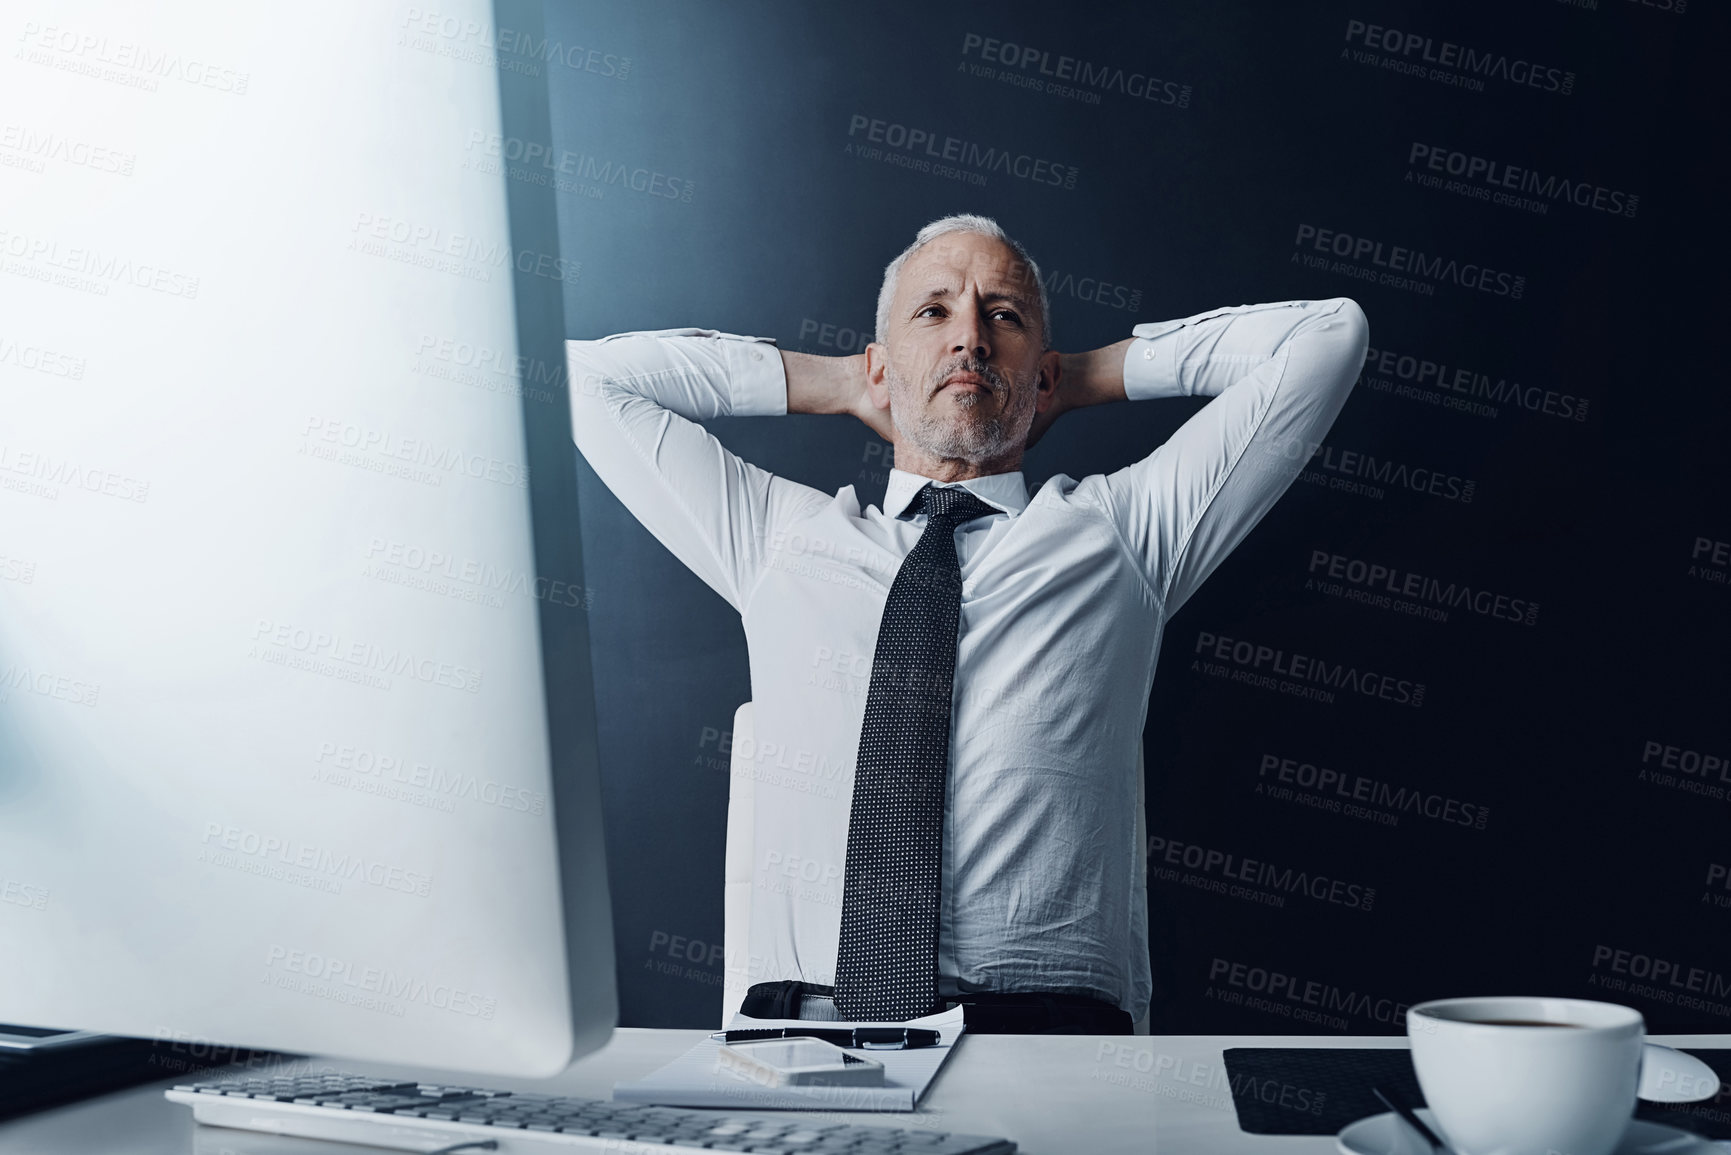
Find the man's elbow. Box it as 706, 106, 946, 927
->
1320, 297, 1370, 381
565, 340, 603, 407
565, 341, 621, 449
1333, 296, 1369, 341
566, 341, 632, 415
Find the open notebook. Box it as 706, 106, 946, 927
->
611, 1006, 966, 1111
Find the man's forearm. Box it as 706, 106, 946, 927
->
783, 349, 865, 415
1057, 340, 1133, 413
783, 348, 897, 443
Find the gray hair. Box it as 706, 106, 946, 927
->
873, 214, 1052, 350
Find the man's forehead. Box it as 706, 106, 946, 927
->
901, 236, 1033, 298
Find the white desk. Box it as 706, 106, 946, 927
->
0, 1030, 1722, 1154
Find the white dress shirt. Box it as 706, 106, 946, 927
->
566, 297, 1368, 1024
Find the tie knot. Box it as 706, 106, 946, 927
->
917, 483, 997, 526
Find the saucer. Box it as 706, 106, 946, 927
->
1337, 1108, 1727, 1155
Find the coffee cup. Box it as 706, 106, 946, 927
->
1407, 996, 1720, 1155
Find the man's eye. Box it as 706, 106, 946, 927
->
993, 310, 1023, 325
916, 305, 945, 318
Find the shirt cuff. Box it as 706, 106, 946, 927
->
717, 331, 787, 416
1121, 319, 1186, 401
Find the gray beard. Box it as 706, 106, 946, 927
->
885, 359, 1033, 464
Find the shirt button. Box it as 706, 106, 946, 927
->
1143, 349, 1153, 359
752, 350, 764, 360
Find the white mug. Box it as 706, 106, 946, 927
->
1407, 996, 1721, 1155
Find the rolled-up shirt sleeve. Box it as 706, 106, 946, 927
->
1104, 298, 1369, 617
566, 328, 809, 612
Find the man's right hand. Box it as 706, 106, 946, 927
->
783, 350, 893, 443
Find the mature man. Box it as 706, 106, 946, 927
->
567, 214, 1368, 1035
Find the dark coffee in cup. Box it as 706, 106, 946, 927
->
1466, 1019, 1582, 1027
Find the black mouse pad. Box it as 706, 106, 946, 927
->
1221, 1047, 1731, 1139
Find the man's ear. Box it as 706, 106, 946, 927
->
1033, 348, 1063, 413
863, 342, 892, 413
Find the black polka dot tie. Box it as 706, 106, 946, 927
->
834, 483, 998, 1022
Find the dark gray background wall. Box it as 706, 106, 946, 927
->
507, 0, 1727, 1030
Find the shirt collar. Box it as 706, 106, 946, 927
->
884, 467, 1029, 521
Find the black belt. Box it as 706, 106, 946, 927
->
740, 981, 1132, 1036
738, 981, 838, 1021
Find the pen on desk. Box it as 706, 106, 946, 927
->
708, 1027, 941, 1050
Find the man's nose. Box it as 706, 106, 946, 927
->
949, 310, 989, 360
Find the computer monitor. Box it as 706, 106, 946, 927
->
0, 0, 614, 1077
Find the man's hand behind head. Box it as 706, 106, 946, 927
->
1025, 342, 1134, 450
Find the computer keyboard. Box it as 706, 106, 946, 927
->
166, 1072, 1016, 1153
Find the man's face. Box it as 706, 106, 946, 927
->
870, 232, 1051, 467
